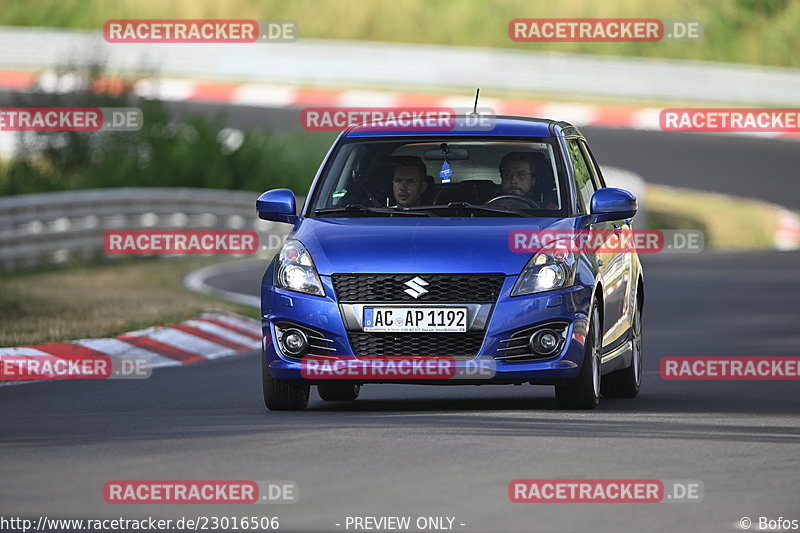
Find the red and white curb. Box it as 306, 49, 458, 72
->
0, 310, 261, 385
1, 69, 799, 140
775, 208, 800, 251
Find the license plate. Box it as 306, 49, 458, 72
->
363, 307, 468, 333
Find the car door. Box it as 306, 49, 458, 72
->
581, 139, 633, 347
566, 138, 624, 350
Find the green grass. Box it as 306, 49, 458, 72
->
646, 184, 781, 249
0, 257, 259, 347
1, 0, 799, 67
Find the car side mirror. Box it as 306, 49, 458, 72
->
589, 187, 637, 223
256, 189, 299, 224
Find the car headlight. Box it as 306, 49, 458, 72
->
512, 243, 575, 296
275, 240, 324, 296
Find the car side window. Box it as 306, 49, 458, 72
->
567, 139, 596, 214
579, 141, 605, 189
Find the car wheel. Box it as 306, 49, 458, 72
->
262, 352, 309, 411
601, 302, 643, 398
318, 383, 361, 401
555, 299, 601, 410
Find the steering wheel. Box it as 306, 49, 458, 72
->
485, 195, 540, 209
349, 167, 383, 207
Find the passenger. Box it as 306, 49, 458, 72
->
391, 160, 428, 207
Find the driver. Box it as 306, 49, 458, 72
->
391, 159, 428, 207
499, 152, 537, 198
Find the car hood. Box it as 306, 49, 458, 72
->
289, 217, 575, 276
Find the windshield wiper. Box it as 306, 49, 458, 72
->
404, 202, 532, 218
314, 204, 432, 217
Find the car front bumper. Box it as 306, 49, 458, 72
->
262, 274, 593, 384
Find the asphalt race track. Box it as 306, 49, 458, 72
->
2, 102, 799, 532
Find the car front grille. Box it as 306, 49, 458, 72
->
332, 273, 505, 303
347, 331, 485, 359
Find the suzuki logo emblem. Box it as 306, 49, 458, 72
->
404, 276, 429, 299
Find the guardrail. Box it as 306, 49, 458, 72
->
0, 187, 294, 271
0, 167, 644, 271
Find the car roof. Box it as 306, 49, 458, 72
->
344, 115, 581, 139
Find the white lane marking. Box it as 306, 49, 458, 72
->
140, 327, 235, 360
0, 347, 57, 380
183, 319, 261, 348
202, 312, 261, 335
182, 261, 263, 309
77, 338, 179, 368
0, 346, 54, 357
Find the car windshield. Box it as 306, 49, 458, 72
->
309, 138, 567, 217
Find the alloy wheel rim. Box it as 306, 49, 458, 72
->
633, 308, 642, 386
591, 307, 601, 398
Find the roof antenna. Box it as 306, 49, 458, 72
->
471, 88, 480, 116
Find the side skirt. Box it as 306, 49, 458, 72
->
600, 329, 633, 374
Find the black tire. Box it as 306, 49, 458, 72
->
317, 383, 361, 401
555, 299, 601, 410
601, 302, 643, 398
262, 353, 309, 411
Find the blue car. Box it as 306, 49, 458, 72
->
256, 116, 644, 410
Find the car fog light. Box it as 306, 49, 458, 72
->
530, 329, 560, 356
282, 329, 308, 355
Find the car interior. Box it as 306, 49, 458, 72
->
324, 140, 563, 211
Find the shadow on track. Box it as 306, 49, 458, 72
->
3, 353, 798, 448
